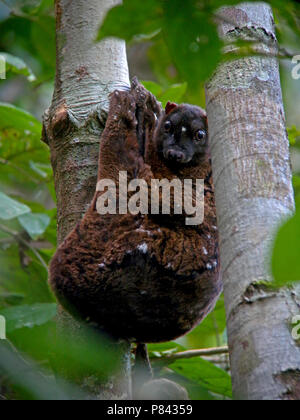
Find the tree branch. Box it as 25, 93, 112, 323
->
151, 346, 229, 364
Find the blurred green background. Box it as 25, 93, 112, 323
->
0, 0, 299, 400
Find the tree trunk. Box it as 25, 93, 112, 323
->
43, 0, 131, 399
206, 3, 300, 400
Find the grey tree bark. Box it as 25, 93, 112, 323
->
206, 3, 300, 400
43, 0, 131, 399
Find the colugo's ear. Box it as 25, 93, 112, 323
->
165, 101, 178, 115
199, 108, 208, 129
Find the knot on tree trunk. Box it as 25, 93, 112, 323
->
42, 103, 75, 145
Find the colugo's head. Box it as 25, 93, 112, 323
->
155, 102, 208, 165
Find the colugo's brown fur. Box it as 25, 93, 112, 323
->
49, 80, 222, 343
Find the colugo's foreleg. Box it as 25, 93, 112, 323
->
94, 90, 146, 213
96, 86, 157, 215
130, 77, 162, 158
97, 90, 142, 184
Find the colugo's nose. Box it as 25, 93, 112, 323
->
167, 150, 185, 162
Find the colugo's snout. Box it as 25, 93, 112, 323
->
165, 149, 186, 162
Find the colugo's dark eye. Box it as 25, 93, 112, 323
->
164, 121, 172, 131
195, 130, 206, 143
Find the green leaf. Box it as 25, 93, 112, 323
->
99, 0, 222, 84
272, 201, 300, 287
0, 52, 36, 81
170, 358, 232, 399
148, 39, 180, 86
29, 161, 52, 179
0, 303, 57, 333
97, 0, 162, 42
148, 342, 186, 358
0, 341, 86, 400
141, 81, 163, 98
8, 321, 123, 390
288, 126, 300, 146
159, 83, 188, 107
293, 175, 300, 199
0, 191, 31, 220
25, 0, 54, 15
1, 0, 43, 13
141, 81, 188, 108
0, 244, 53, 304
0, 103, 50, 199
185, 296, 227, 348
0, 292, 25, 306
163, 369, 216, 400
163, 0, 223, 85
0, 102, 41, 139
269, 0, 300, 39
18, 213, 50, 239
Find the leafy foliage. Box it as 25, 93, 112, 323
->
170, 358, 232, 399
1, 303, 56, 332
142, 80, 188, 108
272, 118, 300, 288
0, 191, 30, 219
0, 52, 35, 80
288, 126, 300, 147
18, 213, 50, 240
0, 340, 86, 400
272, 197, 300, 287
98, 0, 300, 98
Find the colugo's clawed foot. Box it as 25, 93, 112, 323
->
107, 89, 137, 129
130, 77, 162, 156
